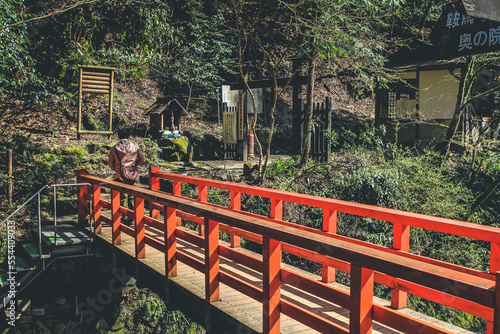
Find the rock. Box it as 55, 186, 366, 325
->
160, 136, 193, 162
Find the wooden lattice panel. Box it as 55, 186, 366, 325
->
77, 65, 115, 137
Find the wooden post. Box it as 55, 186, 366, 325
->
322, 209, 337, 283
350, 265, 374, 334
165, 205, 177, 277
205, 218, 220, 302
149, 166, 160, 218
135, 197, 145, 259
391, 223, 410, 309
77, 67, 83, 140
263, 236, 281, 334
7, 149, 12, 204
230, 191, 241, 248
76, 170, 88, 226
93, 184, 102, 234
494, 271, 500, 333
109, 70, 114, 133
111, 190, 121, 245
270, 198, 283, 220
198, 184, 207, 236
326, 97, 332, 163
491, 242, 500, 273
172, 180, 182, 226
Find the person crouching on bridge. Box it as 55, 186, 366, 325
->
108, 127, 146, 212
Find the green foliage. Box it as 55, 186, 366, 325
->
0, 0, 38, 96
114, 285, 204, 333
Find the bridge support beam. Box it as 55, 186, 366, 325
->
205, 218, 220, 302
230, 191, 241, 248
263, 237, 281, 334
135, 197, 146, 259
322, 209, 337, 283
93, 184, 102, 234
111, 190, 121, 245
149, 166, 160, 219
165, 205, 177, 277
350, 265, 374, 334
494, 271, 500, 334
391, 222, 410, 309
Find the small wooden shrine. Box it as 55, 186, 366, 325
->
145, 98, 189, 134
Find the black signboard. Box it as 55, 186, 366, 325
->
431, 1, 500, 58
462, 0, 500, 23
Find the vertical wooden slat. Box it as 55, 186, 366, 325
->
198, 184, 207, 236
263, 237, 281, 334
111, 189, 121, 245
205, 218, 220, 302
322, 209, 337, 283
93, 184, 102, 234
326, 98, 332, 162
230, 191, 241, 248
149, 166, 160, 218
135, 197, 145, 259
350, 265, 374, 334
109, 70, 114, 133
77, 67, 83, 139
270, 198, 283, 220
165, 205, 177, 277
7, 149, 12, 204
392, 223, 410, 309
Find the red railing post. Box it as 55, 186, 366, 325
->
111, 190, 121, 245
270, 198, 283, 220
76, 170, 88, 226
149, 166, 160, 218
322, 209, 337, 283
205, 218, 220, 302
263, 236, 281, 334
230, 191, 241, 248
198, 184, 207, 236
135, 197, 145, 259
93, 184, 102, 234
350, 265, 374, 334
490, 242, 500, 273
494, 271, 500, 333
165, 205, 177, 277
391, 222, 410, 309
173, 180, 182, 226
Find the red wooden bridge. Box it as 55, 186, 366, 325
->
75, 168, 500, 333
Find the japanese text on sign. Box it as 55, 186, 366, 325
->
446, 11, 475, 29
459, 26, 500, 51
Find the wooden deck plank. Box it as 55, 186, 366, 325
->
89, 218, 475, 334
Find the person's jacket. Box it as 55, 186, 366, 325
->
108, 139, 146, 180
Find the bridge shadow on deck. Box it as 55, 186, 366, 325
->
88, 220, 470, 334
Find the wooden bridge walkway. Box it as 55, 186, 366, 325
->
76, 169, 500, 334
92, 222, 470, 334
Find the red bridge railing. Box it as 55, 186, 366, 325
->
76, 168, 500, 333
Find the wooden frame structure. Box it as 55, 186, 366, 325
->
77, 65, 115, 139
77, 168, 500, 333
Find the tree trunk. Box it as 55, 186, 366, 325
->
299, 56, 316, 170
440, 56, 475, 162
259, 67, 278, 184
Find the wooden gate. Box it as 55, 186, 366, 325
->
301, 97, 332, 162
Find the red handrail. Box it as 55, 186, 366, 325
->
77, 169, 500, 334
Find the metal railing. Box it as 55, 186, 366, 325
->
1, 183, 91, 258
